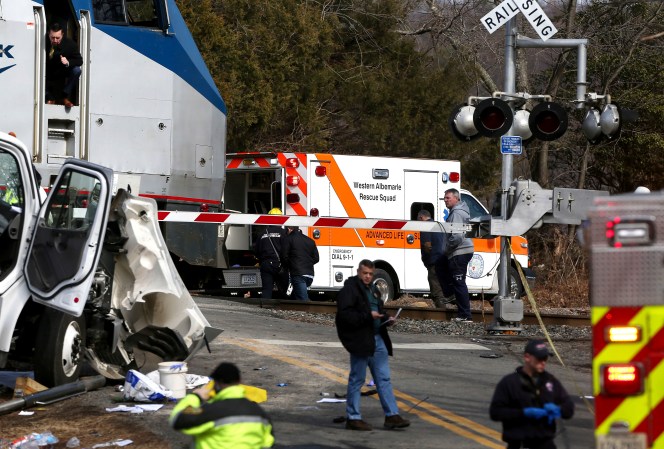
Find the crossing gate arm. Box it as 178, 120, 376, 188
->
477, 180, 609, 237
156, 211, 471, 233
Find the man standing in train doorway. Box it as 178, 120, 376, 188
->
46, 21, 82, 108
490, 339, 574, 449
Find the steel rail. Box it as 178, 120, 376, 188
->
272, 300, 590, 327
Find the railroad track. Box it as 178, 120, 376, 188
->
272, 300, 590, 327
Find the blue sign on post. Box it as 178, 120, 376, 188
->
501, 136, 522, 155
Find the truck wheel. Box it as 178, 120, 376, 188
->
373, 269, 395, 303
510, 267, 524, 298
34, 309, 86, 387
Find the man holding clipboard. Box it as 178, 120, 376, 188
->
335, 259, 410, 431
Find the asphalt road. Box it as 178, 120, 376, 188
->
0, 296, 595, 448
188, 296, 595, 449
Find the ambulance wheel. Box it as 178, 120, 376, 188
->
34, 308, 86, 387
509, 267, 524, 298
373, 269, 395, 303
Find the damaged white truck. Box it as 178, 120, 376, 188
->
0, 133, 221, 387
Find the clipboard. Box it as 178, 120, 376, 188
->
381, 308, 402, 326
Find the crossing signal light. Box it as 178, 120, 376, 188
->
448, 99, 514, 140
473, 98, 513, 138
528, 102, 568, 141
449, 98, 569, 142
582, 103, 622, 144
449, 104, 480, 141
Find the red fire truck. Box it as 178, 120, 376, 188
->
588, 192, 664, 449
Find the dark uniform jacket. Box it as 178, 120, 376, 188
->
489, 367, 574, 444
46, 36, 83, 81
281, 229, 319, 276
420, 220, 444, 268
254, 226, 285, 274
335, 275, 393, 358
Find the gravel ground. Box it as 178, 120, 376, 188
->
264, 307, 592, 341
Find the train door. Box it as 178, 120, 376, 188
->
402, 170, 440, 291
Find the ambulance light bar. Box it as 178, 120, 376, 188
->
601, 363, 643, 396
605, 326, 641, 343
373, 169, 389, 179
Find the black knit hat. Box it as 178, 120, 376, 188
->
210, 362, 241, 384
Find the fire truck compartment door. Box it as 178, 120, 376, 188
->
25, 160, 113, 316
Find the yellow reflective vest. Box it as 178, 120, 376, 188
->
169, 385, 274, 449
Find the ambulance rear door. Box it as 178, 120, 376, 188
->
308, 156, 333, 288
402, 170, 443, 291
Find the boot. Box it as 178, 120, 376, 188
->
384, 414, 410, 429
346, 419, 373, 431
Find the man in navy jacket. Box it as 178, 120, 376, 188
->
490, 340, 574, 449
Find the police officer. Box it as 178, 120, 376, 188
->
169, 362, 274, 449
489, 340, 574, 449
253, 208, 288, 299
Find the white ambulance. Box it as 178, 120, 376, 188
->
223, 152, 534, 301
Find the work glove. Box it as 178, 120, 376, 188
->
523, 407, 548, 420
544, 402, 562, 424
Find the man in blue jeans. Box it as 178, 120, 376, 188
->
281, 226, 319, 301
335, 259, 410, 431
436, 188, 474, 322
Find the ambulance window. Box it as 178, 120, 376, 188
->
461, 192, 488, 219
249, 172, 272, 190
410, 203, 434, 221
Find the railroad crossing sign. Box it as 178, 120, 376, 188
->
481, 0, 558, 41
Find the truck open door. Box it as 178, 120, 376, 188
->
24, 160, 113, 317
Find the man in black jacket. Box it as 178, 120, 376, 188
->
335, 259, 410, 431
490, 340, 574, 449
281, 226, 319, 301
253, 208, 288, 299
46, 22, 83, 107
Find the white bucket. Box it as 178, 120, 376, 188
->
158, 361, 188, 399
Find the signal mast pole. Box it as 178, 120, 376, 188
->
489, 18, 590, 333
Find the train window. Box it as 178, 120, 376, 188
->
93, 0, 161, 28
126, 0, 159, 27
93, 0, 127, 24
